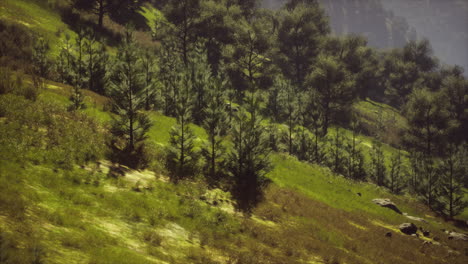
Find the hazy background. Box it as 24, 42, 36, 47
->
262, 0, 468, 73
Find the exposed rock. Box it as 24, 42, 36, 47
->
372, 198, 402, 214
448, 232, 468, 241
399, 223, 418, 235
423, 230, 430, 237
404, 215, 427, 223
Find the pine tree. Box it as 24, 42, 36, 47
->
417, 156, 439, 208
57, 34, 74, 85
141, 48, 158, 110
201, 76, 228, 184
437, 144, 467, 218
108, 28, 151, 168
228, 94, 271, 213
159, 41, 182, 116
32, 36, 50, 78
69, 74, 85, 111
328, 128, 346, 175
278, 78, 298, 155
370, 140, 386, 186
387, 149, 407, 194
84, 32, 108, 94
167, 72, 199, 181
344, 120, 366, 181
190, 47, 211, 124
306, 90, 327, 163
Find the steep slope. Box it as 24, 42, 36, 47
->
1, 76, 467, 264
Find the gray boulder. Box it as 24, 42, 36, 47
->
372, 198, 402, 214
399, 223, 418, 235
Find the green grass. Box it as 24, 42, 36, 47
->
267, 154, 416, 222
0, 0, 77, 56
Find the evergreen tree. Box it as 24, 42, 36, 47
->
32, 36, 50, 78
167, 73, 199, 181
228, 94, 271, 213
201, 76, 229, 184
306, 55, 356, 135
108, 28, 151, 168
164, 0, 202, 66
190, 47, 212, 124
343, 120, 366, 181
141, 48, 158, 110
404, 88, 448, 158
328, 128, 346, 175
278, 78, 298, 155
370, 140, 386, 186
388, 149, 407, 194
277, 2, 329, 88
84, 32, 108, 94
56, 34, 74, 85
305, 90, 326, 163
437, 144, 467, 218
69, 75, 85, 111
159, 41, 182, 116
441, 75, 468, 143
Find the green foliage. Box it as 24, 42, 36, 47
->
0, 93, 106, 167
370, 140, 386, 186
108, 28, 152, 168
158, 40, 183, 116
277, 2, 329, 87
32, 36, 51, 78
141, 48, 159, 110
306, 55, 356, 134
342, 120, 366, 181
228, 96, 272, 213
404, 88, 447, 157
387, 149, 407, 194
0, 19, 34, 69
201, 75, 229, 184
436, 144, 468, 218
440, 74, 468, 143
189, 47, 212, 124
167, 73, 199, 181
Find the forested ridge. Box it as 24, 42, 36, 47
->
0, 0, 467, 263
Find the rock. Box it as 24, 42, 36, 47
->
448, 232, 468, 241
423, 231, 430, 237
385, 232, 392, 238
372, 198, 402, 214
405, 215, 428, 223
399, 223, 418, 235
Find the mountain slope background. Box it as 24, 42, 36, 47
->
262, 0, 468, 73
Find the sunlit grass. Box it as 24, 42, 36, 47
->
0, 0, 77, 55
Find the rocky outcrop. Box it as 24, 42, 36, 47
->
372, 199, 402, 214
399, 223, 418, 235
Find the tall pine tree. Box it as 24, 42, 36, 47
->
108, 27, 151, 168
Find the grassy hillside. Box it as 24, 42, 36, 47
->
0, 0, 77, 55
0, 1, 467, 264
1, 78, 467, 264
